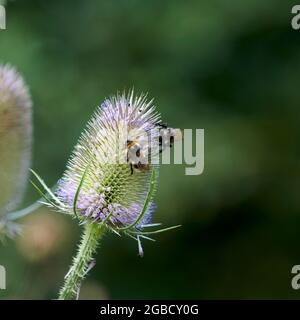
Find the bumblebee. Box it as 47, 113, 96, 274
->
126, 123, 182, 175
157, 123, 182, 153
127, 139, 150, 175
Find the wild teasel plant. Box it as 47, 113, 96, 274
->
31, 91, 180, 299
0, 64, 32, 238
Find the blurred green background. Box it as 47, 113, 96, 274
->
1, 0, 300, 299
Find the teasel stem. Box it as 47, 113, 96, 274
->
58, 222, 106, 300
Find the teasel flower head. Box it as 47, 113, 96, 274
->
32, 91, 180, 256
0, 64, 32, 218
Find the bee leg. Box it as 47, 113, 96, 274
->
158, 122, 168, 129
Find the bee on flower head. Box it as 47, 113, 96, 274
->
157, 122, 182, 154
127, 139, 150, 175
126, 122, 182, 174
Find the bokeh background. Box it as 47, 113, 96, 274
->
1, 0, 300, 299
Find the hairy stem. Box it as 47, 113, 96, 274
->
58, 222, 106, 300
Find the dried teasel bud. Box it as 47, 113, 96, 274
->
0, 64, 32, 216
